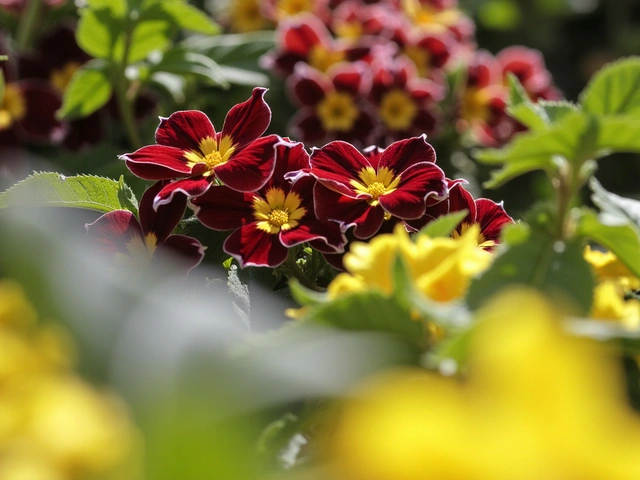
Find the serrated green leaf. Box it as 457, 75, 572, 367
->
0, 173, 138, 214
581, 56, 640, 115
576, 210, 640, 278
596, 115, 640, 154
507, 103, 549, 131
76, 6, 124, 59
309, 291, 425, 345
589, 177, 640, 232
538, 100, 579, 123
57, 63, 112, 120
159, 1, 220, 35
418, 210, 468, 239
466, 233, 594, 315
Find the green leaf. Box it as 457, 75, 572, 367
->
538, 100, 579, 123
590, 177, 640, 231
418, 210, 468, 239
507, 103, 549, 131
309, 291, 425, 345
0, 69, 5, 106
150, 48, 229, 87
0, 173, 138, 214
181, 31, 274, 70
159, 1, 220, 35
57, 63, 112, 120
76, 5, 124, 59
596, 115, 640, 154
580, 56, 640, 115
128, 20, 174, 63
466, 232, 594, 316
576, 210, 640, 278
288, 278, 328, 307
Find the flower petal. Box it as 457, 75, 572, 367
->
278, 14, 330, 57
139, 181, 187, 242
476, 198, 513, 243
270, 140, 311, 191
123, 145, 193, 180
221, 87, 271, 147
155, 110, 216, 151
288, 108, 329, 146
447, 183, 477, 224
17, 80, 66, 143
85, 210, 143, 256
289, 63, 331, 107
224, 223, 289, 268
214, 134, 279, 192
310, 140, 369, 196
191, 186, 256, 230
378, 135, 436, 174
154, 177, 211, 209
331, 61, 371, 97
378, 162, 447, 219
160, 234, 206, 273
280, 217, 346, 252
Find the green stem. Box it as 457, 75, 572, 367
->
285, 251, 323, 292
16, 0, 43, 50
113, 26, 141, 148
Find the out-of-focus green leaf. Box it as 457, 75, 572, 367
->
182, 31, 274, 70
580, 57, 640, 115
596, 115, 640, 153
76, 5, 124, 59
538, 100, 579, 123
418, 210, 468, 239
57, 63, 112, 120
590, 177, 640, 231
478, 0, 521, 30
0, 69, 5, 106
288, 279, 328, 307
149, 72, 186, 103
576, 210, 640, 278
150, 48, 229, 87
159, 0, 220, 35
128, 20, 174, 63
0, 173, 138, 214
466, 232, 594, 316
309, 290, 425, 345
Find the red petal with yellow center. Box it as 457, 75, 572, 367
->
279, 14, 329, 57
221, 87, 271, 148
139, 181, 187, 243
476, 198, 513, 244
123, 145, 193, 180
191, 186, 255, 231
313, 182, 384, 239
378, 135, 436, 173
214, 134, 279, 192
85, 210, 143, 256
155, 110, 216, 152
161, 234, 206, 273
154, 177, 212, 209
378, 162, 447, 219
280, 218, 346, 251
224, 223, 289, 268
309, 140, 369, 197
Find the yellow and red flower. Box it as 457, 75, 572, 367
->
122, 87, 279, 208
191, 139, 346, 268
85, 182, 205, 273
309, 135, 447, 239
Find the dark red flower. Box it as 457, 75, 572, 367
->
497, 46, 561, 101
331, 1, 400, 42
369, 56, 443, 144
85, 182, 205, 273
191, 139, 346, 268
308, 135, 447, 239
391, 24, 453, 82
122, 87, 279, 208
288, 62, 378, 147
400, 0, 475, 45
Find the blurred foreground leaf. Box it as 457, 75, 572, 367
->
580, 57, 640, 115
590, 177, 640, 230
0, 173, 138, 214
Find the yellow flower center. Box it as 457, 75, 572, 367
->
403, 46, 431, 78
184, 135, 236, 176
402, 0, 461, 32
254, 187, 307, 234
452, 222, 495, 249
308, 45, 345, 73
350, 166, 401, 206
379, 89, 418, 131
335, 21, 363, 41
317, 91, 359, 132
277, 0, 313, 18
50, 61, 82, 94
460, 87, 492, 123
229, 0, 269, 32
0, 84, 26, 130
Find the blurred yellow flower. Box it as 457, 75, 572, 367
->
331, 289, 640, 480
328, 224, 491, 303
0, 280, 141, 480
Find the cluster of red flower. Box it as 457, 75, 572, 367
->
89, 88, 512, 270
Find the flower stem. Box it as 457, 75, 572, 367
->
16, 0, 42, 50
284, 251, 323, 292
113, 23, 141, 148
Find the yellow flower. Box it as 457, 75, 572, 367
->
0, 280, 142, 480
331, 289, 640, 480
328, 224, 492, 303
584, 245, 640, 290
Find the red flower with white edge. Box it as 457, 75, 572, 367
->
122, 87, 279, 208
191, 139, 346, 268
85, 182, 205, 274
288, 62, 378, 147
369, 56, 443, 144
309, 135, 448, 240
413, 182, 513, 249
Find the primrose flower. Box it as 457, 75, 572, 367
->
391, 24, 453, 81
192, 139, 346, 268
331, 1, 399, 42
288, 62, 378, 146
400, 0, 475, 44
331, 289, 640, 480
122, 87, 278, 208
225, 0, 273, 32
261, 0, 331, 24
309, 135, 447, 239
497, 46, 561, 101
85, 182, 205, 274
328, 222, 491, 302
